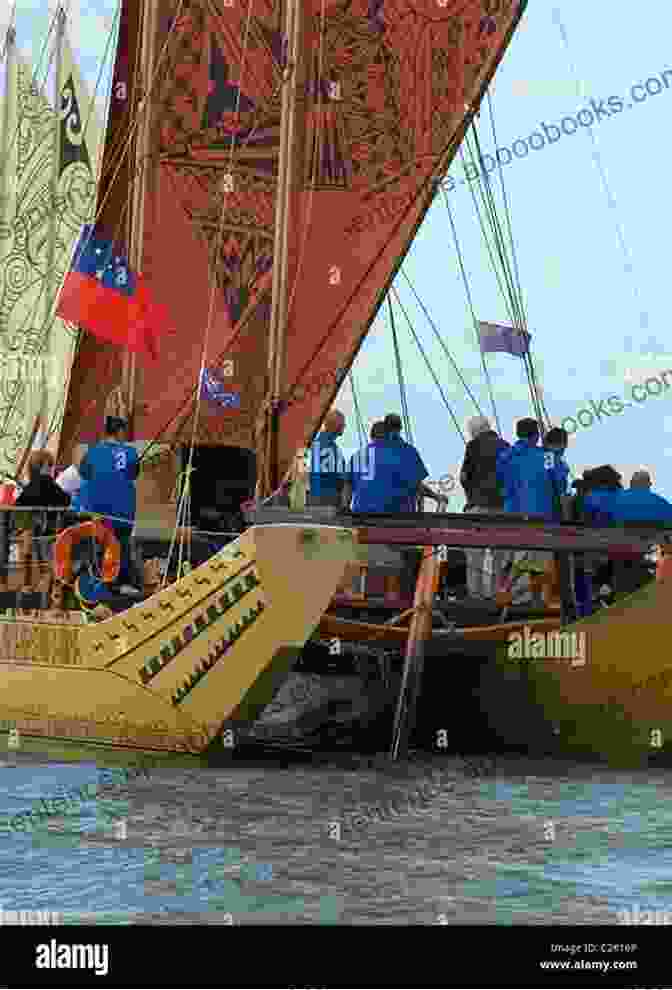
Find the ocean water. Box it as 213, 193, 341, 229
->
0, 753, 671, 925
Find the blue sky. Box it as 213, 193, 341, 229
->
5, 0, 672, 503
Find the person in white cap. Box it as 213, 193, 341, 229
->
459, 415, 510, 599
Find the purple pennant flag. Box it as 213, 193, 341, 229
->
200, 368, 240, 408
478, 322, 530, 357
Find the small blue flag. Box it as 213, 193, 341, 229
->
200, 368, 240, 408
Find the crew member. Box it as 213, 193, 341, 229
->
459, 415, 509, 599
382, 413, 444, 510
14, 451, 71, 587
78, 417, 141, 595
308, 409, 347, 507
496, 418, 566, 605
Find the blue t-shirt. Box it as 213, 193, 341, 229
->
308, 431, 346, 497
496, 439, 565, 520
585, 488, 672, 524
582, 489, 622, 525
543, 448, 570, 496
78, 441, 139, 524
71, 481, 87, 513
348, 438, 427, 513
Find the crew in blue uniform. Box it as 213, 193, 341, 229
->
78, 416, 140, 594
308, 409, 347, 507
344, 418, 442, 598
617, 470, 672, 522
543, 426, 571, 512
496, 418, 566, 521
496, 419, 567, 606
382, 413, 444, 511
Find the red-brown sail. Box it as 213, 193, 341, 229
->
60, 0, 526, 486
58, 0, 144, 456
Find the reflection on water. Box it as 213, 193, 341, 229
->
0, 754, 671, 924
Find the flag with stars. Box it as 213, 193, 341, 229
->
56, 225, 170, 359
200, 368, 241, 409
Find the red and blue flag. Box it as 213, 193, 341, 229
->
56, 225, 170, 359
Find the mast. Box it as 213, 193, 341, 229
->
0, 24, 17, 260
42, 4, 67, 454
263, 0, 301, 496
123, 0, 157, 439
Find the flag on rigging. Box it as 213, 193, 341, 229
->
199, 368, 241, 408
478, 322, 530, 357
56, 225, 168, 359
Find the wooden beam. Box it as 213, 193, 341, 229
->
355, 522, 666, 555
390, 547, 441, 761
317, 613, 561, 646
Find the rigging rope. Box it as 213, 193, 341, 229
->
349, 371, 366, 447
439, 182, 501, 435
390, 285, 465, 444
476, 105, 548, 429
168, 0, 256, 581
467, 102, 549, 432
387, 295, 414, 446
398, 267, 483, 417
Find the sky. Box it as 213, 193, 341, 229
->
3, 0, 672, 504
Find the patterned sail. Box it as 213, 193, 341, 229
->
0, 30, 102, 476
58, 0, 143, 457
60, 0, 526, 483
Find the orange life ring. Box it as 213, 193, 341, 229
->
54, 520, 121, 585
656, 544, 672, 583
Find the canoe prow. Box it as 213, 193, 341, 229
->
0, 524, 356, 756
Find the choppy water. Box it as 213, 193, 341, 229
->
1, 752, 672, 925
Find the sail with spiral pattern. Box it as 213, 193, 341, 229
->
60, 0, 526, 487
0, 25, 102, 477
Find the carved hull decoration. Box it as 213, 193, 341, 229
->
0, 524, 356, 755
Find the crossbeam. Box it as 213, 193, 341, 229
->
354, 514, 671, 554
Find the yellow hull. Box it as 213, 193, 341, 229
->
0, 524, 356, 757
485, 578, 672, 765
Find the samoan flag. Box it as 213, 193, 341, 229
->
200, 368, 240, 409
56, 225, 170, 359
478, 321, 531, 357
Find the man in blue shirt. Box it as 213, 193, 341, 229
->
496, 418, 566, 521
343, 419, 442, 599
308, 409, 347, 507
78, 417, 141, 594
382, 413, 444, 511
346, 416, 443, 513
618, 470, 672, 522
496, 419, 566, 605
543, 427, 571, 510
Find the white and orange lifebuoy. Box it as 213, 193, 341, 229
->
656, 544, 672, 583
53, 520, 121, 585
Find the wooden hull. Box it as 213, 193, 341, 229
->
0, 524, 356, 757
476, 578, 672, 766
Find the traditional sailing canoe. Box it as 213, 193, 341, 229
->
0, 523, 356, 757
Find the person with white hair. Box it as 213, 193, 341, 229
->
629, 470, 651, 490
307, 408, 347, 507
459, 415, 509, 598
